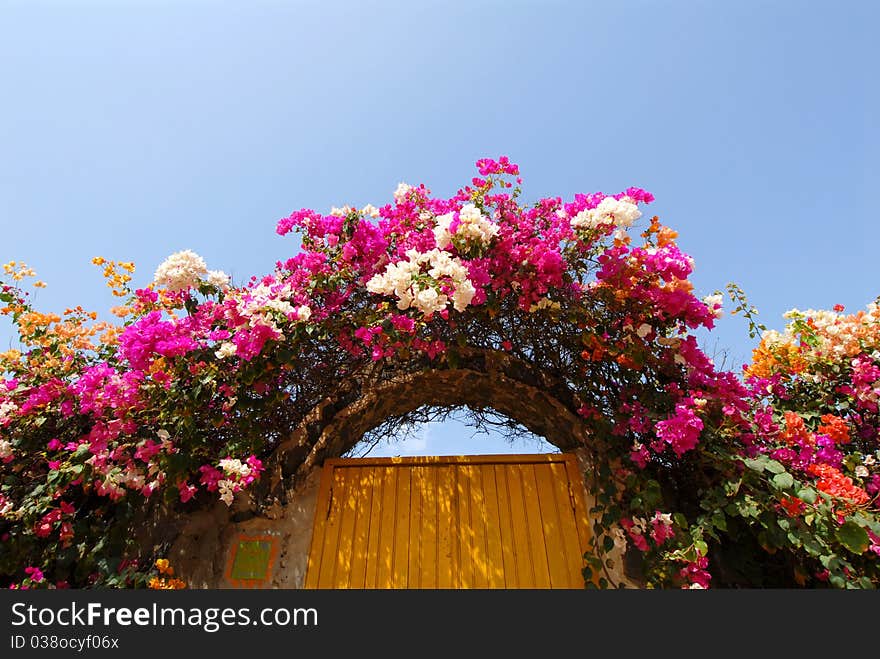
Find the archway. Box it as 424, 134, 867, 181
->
263, 348, 603, 504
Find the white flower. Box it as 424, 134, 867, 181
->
688, 583, 706, 589
329, 205, 353, 217
218, 480, 236, 506
0, 400, 18, 424
367, 248, 477, 316
0, 438, 13, 461
855, 465, 869, 478
153, 249, 208, 292
156, 429, 170, 441
433, 204, 499, 252
433, 212, 455, 249
393, 182, 412, 202
219, 458, 250, 478
206, 270, 231, 289
452, 279, 476, 312
414, 286, 447, 315
636, 323, 652, 339
865, 455, 876, 466
702, 294, 724, 319
296, 305, 311, 321
570, 197, 641, 231
760, 329, 789, 347
361, 204, 380, 218
610, 525, 627, 549
215, 342, 237, 359
529, 297, 561, 313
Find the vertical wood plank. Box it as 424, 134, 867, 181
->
548, 461, 585, 588
521, 464, 552, 588
363, 464, 384, 588
466, 464, 489, 588
436, 464, 456, 588
348, 467, 374, 589
418, 465, 438, 588
333, 467, 359, 588
481, 464, 506, 588
317, 468, 347, 588
493, 463, 517, 588
505, 464, 535, 588
304, 463, 335, 589
534, 463, 570, 588
457, 465, 474, 588
407, 466, 424, 588
376, 466, 397, 588
392, 466, 411, 588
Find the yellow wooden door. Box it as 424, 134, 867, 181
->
304, 454, 592, 589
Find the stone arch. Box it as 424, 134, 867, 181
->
170, 348, 635, 589
264, 348, 601, 502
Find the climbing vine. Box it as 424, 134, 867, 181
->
1, 157, 877, 588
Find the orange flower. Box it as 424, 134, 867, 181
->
779, 496, 805, 516
818, 414, 850, 444
657, 226, 678, 247
782, 411, 814, 446
807, 463, 869, 506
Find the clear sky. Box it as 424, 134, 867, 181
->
2, 1, 877, 456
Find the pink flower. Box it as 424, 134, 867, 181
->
650, 512, 676, 545
679, 554, 711, 589
629, 442, 650, 469
654, 402, 704, 456
24, 566, 44, 583
178, 481, 197, 503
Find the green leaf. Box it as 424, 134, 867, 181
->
643, 480, 662, 508
710, 512, 727, 532
829, 575, 847, 589
673, 513, 688, 530
765, 460, 785, 475
836, 521, 869, 554
772, 473, 794, 490
743, 458, 764, 473
797, 488, 817, 504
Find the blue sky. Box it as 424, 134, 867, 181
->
2, 1, 877, 456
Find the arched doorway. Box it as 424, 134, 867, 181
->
172, 354, 631, 590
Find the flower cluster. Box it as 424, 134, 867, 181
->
366, 249, 476, 315
571, 195, 642, 231
153, 250, 229, 293
433, 203, 500, 254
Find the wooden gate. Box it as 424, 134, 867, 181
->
304, 454, 592, 589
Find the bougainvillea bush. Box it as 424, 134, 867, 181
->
0, 157, 877, 588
